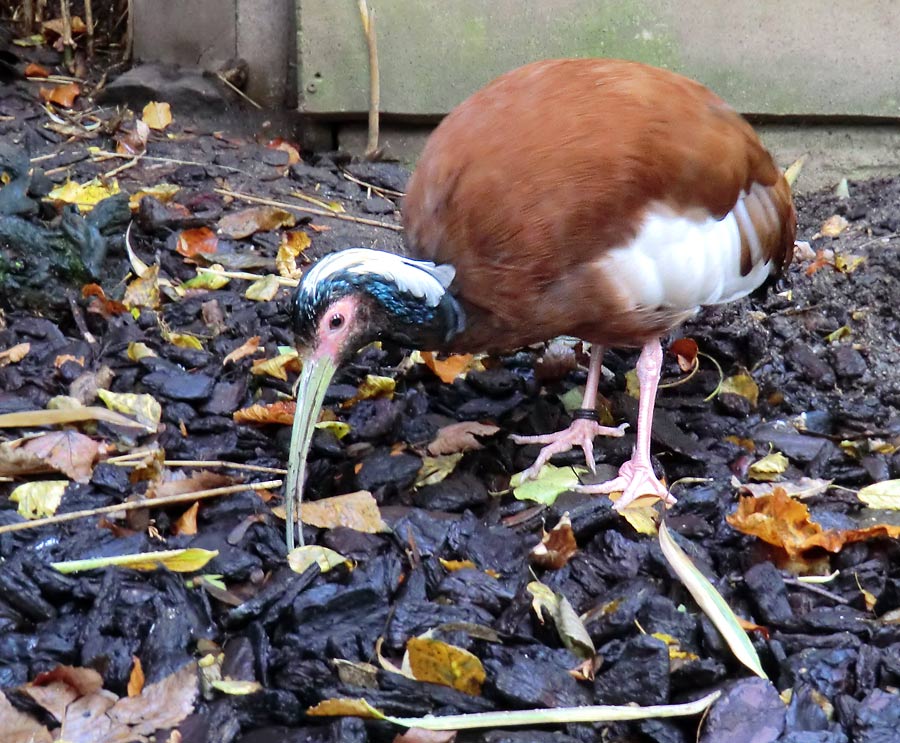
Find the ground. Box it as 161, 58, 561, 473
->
0, 58, 899, 743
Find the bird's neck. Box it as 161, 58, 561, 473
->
376, 290, 466, 351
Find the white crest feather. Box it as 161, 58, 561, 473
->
301, 248, 454, 307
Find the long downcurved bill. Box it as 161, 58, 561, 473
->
283, 353, 337, 551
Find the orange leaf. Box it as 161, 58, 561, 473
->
127, 657, 145, 697
173, 502, 199, 536
727, 488, 900, 559
176, 227, 219, 258
39, 82, 80, 108
233, 400, 296, 425
24, 62, 50, 78
266, 138, 302, 165
530, 513, 578, 570
82, 283, 129, 318
669, 338, 698, 372
421, 351, 475, 384
42, 16, 86, 36
141, 101, 172, 131
223, 336, 261, 365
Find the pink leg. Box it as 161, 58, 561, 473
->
578, 339, 675, 509
512, 345, 628, 480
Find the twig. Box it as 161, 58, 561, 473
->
84, 0, 94, 58
59, 0, 75, 70
68, 295, 97, 344
358, 0, 380, 159
163, 460, 287, 475
88, 149, 250, 176
23, 0, 35, 33
783, 576, 850, 605
341, 170, 404, 198
214, 187, 403, 232
0, 479, 282, 534
216, 72, 262, 109
102, 153, 142, 178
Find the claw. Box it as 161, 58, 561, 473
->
512, 419, 628, 481
577, 458, 676, 509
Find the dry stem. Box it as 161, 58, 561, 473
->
358, 0, 381, 159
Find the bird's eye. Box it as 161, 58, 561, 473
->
329, 313, 345, 330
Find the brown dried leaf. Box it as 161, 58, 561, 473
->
530, 512, 578, 570
43, 16, 86, 36
83, 283, 129, 318
426, 421, 499, 456
173, 502, 200, 536
669, 338, 699, 372
115, 119, 150, 156
147, 471, 232, 499
394, 729, 457, 743
39, 82, 80, 107
266, 138, 302, 165
727, 487, 900, 559
22, 430, 101, 482
223, 336, 261, 365
176, 226, 219, 258
406, 638, 485, 696
0, 442, 51, 478
141, 101, 173, 131
819, 214, 849, 237
0, 342, 30, 366
217, 206, 296, 239
274, 490, 388, 533
233, 400, 296, 425
0, 691, 52, 743
127, 657, 145, 697
249, 352, 301, 381
24, 62, 50, 78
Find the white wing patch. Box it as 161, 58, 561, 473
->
599, 201, 772, 315
302, 248, 455, 307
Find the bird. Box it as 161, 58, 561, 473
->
284, 58, 795, 550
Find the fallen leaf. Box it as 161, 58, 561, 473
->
857, 480, 900, 510
123, 263, 161, 310
727, 487, 900, 559
233, 400, 296, 425
738, 477, 832, 499
0, 691, 53, 743
394, 729, 458, 743
669, 338, 698, 372
439, 558, 478, 572
217, 206, 296, 239
211, 680, 263, 695
165, 332, 204, 350
0, 406, 151, 432
128, 658, 145, 697
10, 480, 68, 519
748, 451, 789, 482
22, 430, 101, 482
819, 214, 849, 237
129, 183, 179, 211
141, 101, 173, 130
719, 371, 759, 408
0, 342, 30, 366
315, 419, 351, 439
43, 16, 87, 36
416, 453, 463, 487
176, 226, 219, 257
834, 253, 865, 273
83, 283, 129, 318
342, 374, 396, 407
288, 545, 352, 575
39, 82, 80, 107
24, 62, 50, 77
127, 342, 157, 362
51, 548, 219, 574
146, 471, 232, 500
618, 501, 660, 535
182, 269, 231, 291
250, 350, 301, 381
511, 464, 582, 506
406, 638, 485, 695
824, 326, 852, 343
276, 230, 312, 278
98, 389, 162, 432
47, 178, 120, 211
266, 138, 302, 165
530, 512, 578, 570
420, 351, 476, 383
224, 336, 261, 365
527, 581, 595, 659
307, 698, 383, 720
245, 274, 281, 301
625, 368, 641, 398
274, 490, 389, 533
173, 502, 200, 536
427, 421, 500, 456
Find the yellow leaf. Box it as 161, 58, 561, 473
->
0, 342, 30, 366
314, 420, 351, 439
166, 332, 204, 350
819, 214, 848, 237
439, 558, 478, 572
10, 480, 68, 519
825, 326, 852, 343
406, 638, 485, 696
123, 263, 160, 310
245, 274, 281, 302
343, 374, 396, 406
748, 452, 789, 482
276, 230, 312, 278
141, 101, 173, 130
834, 254, 865, 273
625, 368, 641, 398
619, 505, 659, 536
287, 545, 353, 574
127, 342, 157, 361
47, 178, 120, 211
182, 270, 230, 291
416, 453, 463, 487
511, 464, 582, 506
51, 548, 219, 574
250, 350, 300, 381
97, 389, 161, 432
211, 680, 263, 695
307, 698, 384, 719
858, 480, 900, 510
719, 371, 759, 408
129, 183, 179, 210
218, 206, 296, 239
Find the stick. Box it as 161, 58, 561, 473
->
59, 0, 74, 70
341, 170, 404, 198
84, 0, 94, 58
216, 72, 262, 110
358, 0, 380, 159
0, 479, 282, 534
214, 188, 403, 232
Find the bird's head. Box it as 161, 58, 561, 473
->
282, 247, 465, 548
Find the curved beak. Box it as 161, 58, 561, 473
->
283, 348, 337, 551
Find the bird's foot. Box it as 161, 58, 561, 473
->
577, 458, 676, 510
511, 417, 628, 481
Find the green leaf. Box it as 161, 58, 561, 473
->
858, 480, 900, 510
511, 464, 583, 506
52, 548, 219, 574
657, 520, 766, 679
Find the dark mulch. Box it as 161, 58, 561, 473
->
1, 49, 900, 743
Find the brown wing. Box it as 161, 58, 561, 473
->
402, 59, 795, 352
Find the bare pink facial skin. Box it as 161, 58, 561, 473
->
309, 295, 361, 365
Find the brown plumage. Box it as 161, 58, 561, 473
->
403, 58, 795, 352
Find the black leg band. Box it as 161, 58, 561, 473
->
572, 408, 599, 422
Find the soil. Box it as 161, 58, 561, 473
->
1, 46, 900, 743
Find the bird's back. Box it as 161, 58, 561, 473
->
403, 58, 795, 352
